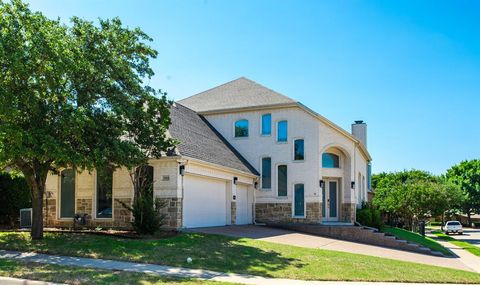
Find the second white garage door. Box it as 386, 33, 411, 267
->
183, 175, 228, 228
235, 184, 252, 225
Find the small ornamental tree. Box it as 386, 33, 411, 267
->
446, 159, 480, 226
0, 0, 176, 239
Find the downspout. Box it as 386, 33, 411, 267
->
353, 143, 357, 224
253, 177, 259, 225
177, 159, 188, 230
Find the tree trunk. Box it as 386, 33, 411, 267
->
441, 212, 445, 231
19, 161, 49, 240
467, 212, 472, 227
31, 182, 44, 240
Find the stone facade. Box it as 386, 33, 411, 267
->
341, 203, 356, 223
43, 197, 133, 229
255, 202, 322, 224
230, 201, 236, 225
157, 197, 182, 229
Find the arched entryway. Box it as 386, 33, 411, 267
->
320, 146, 352, 223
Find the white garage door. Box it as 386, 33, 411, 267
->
236, 184, 252, 225
183, 175, 227, 228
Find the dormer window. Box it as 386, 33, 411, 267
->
234, 119, 249, 138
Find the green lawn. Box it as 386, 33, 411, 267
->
1, 231, 480, 283
0, 259, 233, 285
382, 226, 451, 256
433, 231, 480, 257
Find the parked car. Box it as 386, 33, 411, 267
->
445, 221, 463, 235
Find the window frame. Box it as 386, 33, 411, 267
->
95, 168, 114, 220
233, 119, 249, 138
276, 120, 288, 143
260, 113, 272, 136
322, 152, 340, 168
58, 169, 77, 220
277, 164, 288, 197
292, 183, 306, 218
260, 156, 272, 190
293, 138, 305, 162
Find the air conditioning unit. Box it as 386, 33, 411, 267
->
20, 208, 32, 228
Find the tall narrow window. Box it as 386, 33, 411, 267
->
294, 184, 305, 217
96, 168, 113, 218
261, 114, 271, 135
60, 169, 75, 218
322, 153, 339, 168
277, 120, 288, 142
234, 119, 249, 137
294, 139, 304, 160
277, 165, 287, 197
261, 157, 271, 189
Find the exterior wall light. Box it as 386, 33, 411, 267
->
351, 181, 355, 189
179, 165, 185, 176
233, 177, 238, 185
319, 180, 325, 188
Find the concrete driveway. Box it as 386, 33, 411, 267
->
191, 225, 473, 272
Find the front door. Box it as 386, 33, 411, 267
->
322, 179, 339, 222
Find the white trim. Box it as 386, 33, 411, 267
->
323, 178, 340, 222
292, 183, 306, 218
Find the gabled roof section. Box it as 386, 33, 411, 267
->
168, 103, 259, 176
178, 77, 297, 113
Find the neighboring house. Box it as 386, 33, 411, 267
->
43, 77, 372, 229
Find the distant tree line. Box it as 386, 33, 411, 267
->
371, 159, 480, 229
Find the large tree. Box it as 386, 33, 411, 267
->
0, 0, 175, 239
373, 170, 462, 230
446, 159, 480, 226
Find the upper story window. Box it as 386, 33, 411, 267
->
234, 119, 249, 138
322, 153, 340, 168
294, 139, 304, 161
261, 114, 271, 135
96, 167, 113, 219
261, 157, 271, 189
277, 120, 288, 142
277, 165, 288, 197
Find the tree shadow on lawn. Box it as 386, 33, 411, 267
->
0, 232, 304, 278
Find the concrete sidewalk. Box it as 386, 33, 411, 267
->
428, 235, 480, 273
0, 250, 471, 285
0, 276, 64, 285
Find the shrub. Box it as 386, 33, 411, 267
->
430, 221, 442, 226
356, 203, 383, 229
474, 222, 480, 228
0, 172, 31, 227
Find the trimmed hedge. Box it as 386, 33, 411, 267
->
0, 172, 31, 227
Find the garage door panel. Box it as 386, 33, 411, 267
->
183, 175, 227, 228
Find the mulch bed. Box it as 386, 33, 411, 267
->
2, 227, 179, 240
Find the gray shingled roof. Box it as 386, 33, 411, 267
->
178, 77, 296, 113
168, 103, 259, 176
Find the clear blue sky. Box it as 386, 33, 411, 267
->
27, 0, 480, 175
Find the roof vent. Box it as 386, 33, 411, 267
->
354, 120, 364, 124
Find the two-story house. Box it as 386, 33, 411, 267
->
43, 77, 371, 229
